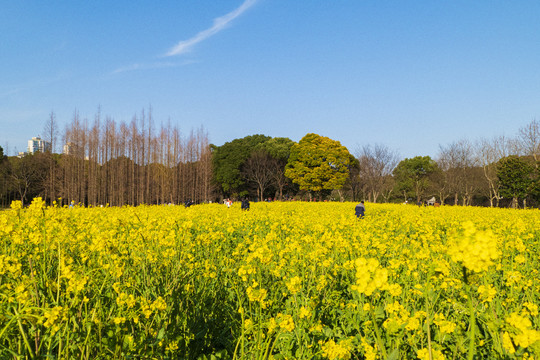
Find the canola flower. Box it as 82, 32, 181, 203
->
321, 337, 354, 360
477, 284, 497, 303
417, 347, 446, 360
447, 221, 501, 273
285, 276, 303, 295
433, 314, 457, 334
350, 257, 389, 296
0, 198, 539, 359
504, 312, 540, 351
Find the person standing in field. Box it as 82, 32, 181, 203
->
355, 201, 365, 218
241, 198, 250, 211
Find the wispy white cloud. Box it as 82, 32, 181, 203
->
165, 0, 257, 57
110, 1, 256, 74
111, 60, 196, 75
0, 73, 70, 99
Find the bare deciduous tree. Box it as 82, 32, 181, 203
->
54, 108, 212, 206
475, 137, 504, 207
43, 111, 59, 205
355, 144, 399, 203
518, 119, 540, 166
243, 150, 275, 201
437, 139, 479, 205
9, 153, 48, 205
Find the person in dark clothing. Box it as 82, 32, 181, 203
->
355, 201, 365, 218
241, 198, 250, 211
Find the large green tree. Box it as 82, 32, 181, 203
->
285, 133, 351, 199
212, 135, 296, 200
393, 156, 438, 203
257, 137, 295, 200
258, 137, 295, 161
211, 135, 271, 197
497, 155, 534, 208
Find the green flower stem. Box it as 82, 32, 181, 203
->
467, 293, 476, 360
462, 267, 476, 360
370, 297, 387, 359
13, 307, 34, 359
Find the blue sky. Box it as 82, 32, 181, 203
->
1, 1, 539, 158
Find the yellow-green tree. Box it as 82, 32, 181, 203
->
285, 133, 351, 198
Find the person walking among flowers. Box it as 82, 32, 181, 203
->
355, 201, 365, 218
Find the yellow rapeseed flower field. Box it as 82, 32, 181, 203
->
1, 198, 539, 359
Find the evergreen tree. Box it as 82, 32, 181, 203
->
393, 156, 438, 203
497, 156, 533, 208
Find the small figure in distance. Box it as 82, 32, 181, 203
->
241, 197, 250, 211
355, 200, 365, 219
184, 199, 193, 208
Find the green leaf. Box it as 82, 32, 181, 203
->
157, 327, 165, 340
387, 347, 400, 360
375, 304, 386, 321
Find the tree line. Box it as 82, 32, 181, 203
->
388, 120, 540, 208
1, 111, 539, 208
0, 109, 212, 207
210, 120, 540, 208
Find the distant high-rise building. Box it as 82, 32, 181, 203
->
63, 142, 75, 155
27, 137, 51, 154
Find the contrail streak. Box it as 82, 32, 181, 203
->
165, 0, 257, 57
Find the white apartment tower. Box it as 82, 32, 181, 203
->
27, 137, 51, 154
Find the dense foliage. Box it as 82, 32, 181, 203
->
2, 118, 540, 207
497, 156, 535, 206
392, 156, 439, 203
285, 133, 352, 198
211, 135, 295, 200
211, 135, 272, 196
1, 199, 539, 359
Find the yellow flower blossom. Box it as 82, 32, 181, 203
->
113, 317, 126, 325
267, 317, 278, 334
502, 332, 516, 354
299, 306, 311, 319
505, 312, 540, 349
447, 221, 500, 273
244, 318, 253, 332
477, 284, 497, 303
276, 313, 295, 332
523, 302, 539, 317
151, 297, 167, 312
321, 338, 354, 360
433, 314, 456, 334
417, 348, 445, 360
246, 286, 268, 308
285, 276, 302, 295
351, 258, 388, 296
385, 283, 402, 296
361, 337, 377, 360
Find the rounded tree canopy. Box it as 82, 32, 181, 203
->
285, 133, 351, 192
